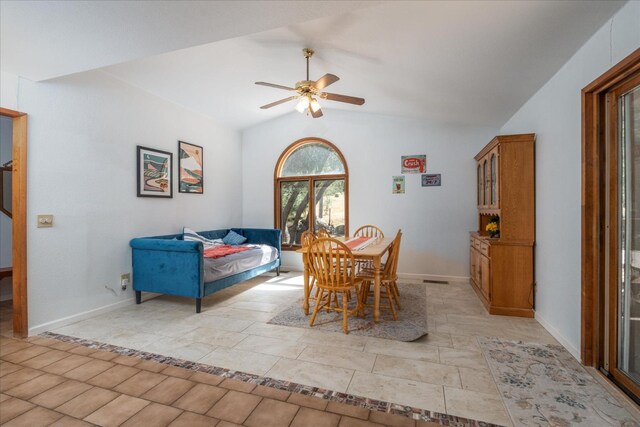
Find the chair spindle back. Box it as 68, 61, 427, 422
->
307, 238, 356, 291
354, 225, 384, 239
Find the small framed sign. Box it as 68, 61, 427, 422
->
401, 155, 426, 174
421, 174, 441, 187
392, 176, 405, 194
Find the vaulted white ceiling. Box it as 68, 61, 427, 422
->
1, 1, 626, 130
0, 0, 377, 81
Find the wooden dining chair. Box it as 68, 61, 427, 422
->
307, 238, 364, 334
358, 230, 402, 319
353, 225, 385, 272
300, 230, 316, 247
316, 228, 331, 238
353, 224, 384, 239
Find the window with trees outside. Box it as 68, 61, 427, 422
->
275, 138, 348, 249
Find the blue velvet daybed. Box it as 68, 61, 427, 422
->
130, 228, 281, 313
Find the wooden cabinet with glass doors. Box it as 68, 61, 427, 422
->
470, 134, 535, 317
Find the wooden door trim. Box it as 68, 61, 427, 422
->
0, 107, 28, 338
273, 137, 349, 250
582, 48, 640, 367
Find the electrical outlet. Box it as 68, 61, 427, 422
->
121, 273, 130, 290
37, 214, 54, 228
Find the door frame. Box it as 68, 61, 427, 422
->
582, 48, 640, 399
0, 107, 28, 338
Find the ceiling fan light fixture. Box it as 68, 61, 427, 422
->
310, 98, 321, 113
256, 48, 365, 118
295, 97, 309, 113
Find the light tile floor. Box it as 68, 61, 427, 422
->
18, 272, 635, 426
1, 335, 434, 427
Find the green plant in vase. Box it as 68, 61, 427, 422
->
486, 215, 500, 238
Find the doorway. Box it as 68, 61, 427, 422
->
0, 107, 28, 338
582, 48, 640, 403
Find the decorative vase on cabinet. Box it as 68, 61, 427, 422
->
469, 133, 535, 318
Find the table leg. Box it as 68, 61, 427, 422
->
303, 264, 310, 316
373, 256, 381, 322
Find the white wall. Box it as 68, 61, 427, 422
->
242, 110, 497, 277
500, 0, 640, 356
0, 70, 243, 332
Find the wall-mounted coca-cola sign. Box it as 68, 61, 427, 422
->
401, 155, 426, 173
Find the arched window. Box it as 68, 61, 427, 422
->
275, 138, 349, 249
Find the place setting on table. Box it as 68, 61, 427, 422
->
267, 225, 429, 341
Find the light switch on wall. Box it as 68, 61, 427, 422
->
37, 214, 53, 228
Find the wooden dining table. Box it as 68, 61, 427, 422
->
296, 236, 395, 323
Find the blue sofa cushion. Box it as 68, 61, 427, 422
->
223, 230, 247, 245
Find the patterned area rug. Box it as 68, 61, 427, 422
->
267, 283, 428, 341
478, 337, 639, 427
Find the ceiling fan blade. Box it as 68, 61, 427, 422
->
310, 106, 323, 118
260, 96, 297, 109
314, 74, 339, 90
255, 82, 295, 91
321, 92, 365, 105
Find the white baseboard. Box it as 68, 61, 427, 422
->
28, 293, 159, 336
534, 311, 581, 362
279, 265, 302, 273
397, 272, 470, 284
278, 269, 469, 285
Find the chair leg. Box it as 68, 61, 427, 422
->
309, 290, 324, 327
362, 281, 371, 306
392, 281, 401, 309
308, 276, 315, 301
326, 291, 334, 311
331, 291, 340, 310
342, 291, 349, 334
356, 285, 365, 318
385, 284, 398, 321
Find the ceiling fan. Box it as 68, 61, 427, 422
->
255, 48, 365, 118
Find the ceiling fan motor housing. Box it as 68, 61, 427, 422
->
295, 80, 316, 95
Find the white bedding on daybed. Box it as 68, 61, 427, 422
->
203, 244, 278, 283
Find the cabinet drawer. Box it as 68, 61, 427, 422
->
480, 242, 490, 257
474, 239, 481, 250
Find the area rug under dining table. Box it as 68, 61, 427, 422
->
267, 283, 428, 341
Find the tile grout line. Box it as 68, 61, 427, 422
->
344, 367, 357, 395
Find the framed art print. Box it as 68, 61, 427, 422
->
137, 146, 173, 198
178, 141, 203, 194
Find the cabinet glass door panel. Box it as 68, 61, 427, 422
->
483, 160, 488, 207
618, 84, 640, 388
491, 153, 497, 206
477, 165, 482, 206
